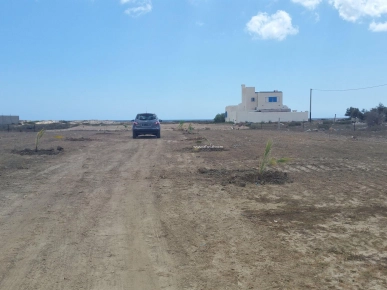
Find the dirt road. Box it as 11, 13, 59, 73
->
0, 130, 175, 290
1, 124, 387, 289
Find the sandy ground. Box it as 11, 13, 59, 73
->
0, 123, 387, 289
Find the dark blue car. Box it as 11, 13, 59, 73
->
132, 113, 161, 138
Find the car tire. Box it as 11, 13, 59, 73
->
156, 130, 161, 138
132, 132, 137, 139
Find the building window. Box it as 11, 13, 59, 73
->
267, 97, 277, 102
251, 97, 255, 102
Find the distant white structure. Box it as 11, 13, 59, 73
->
225, 85, 308, 123
0, 115, 19, 125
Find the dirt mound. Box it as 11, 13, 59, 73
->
65, 137, 92, 141
197, 168, 290, 185
257, 171, 290, 185
12, 148, 61, 155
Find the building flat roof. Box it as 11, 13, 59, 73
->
256, 91, 283, 93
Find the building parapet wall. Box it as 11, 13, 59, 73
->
256, 109, 291, 112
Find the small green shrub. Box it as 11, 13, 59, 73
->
259, 139, 290, 175
35, 129, 45, 152
188, 123, 194, 133
178, 121, 184, 130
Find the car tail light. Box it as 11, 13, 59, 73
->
133, 122, 138, 125
155, 121, 160, 125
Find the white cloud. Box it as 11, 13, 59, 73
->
246, 10, 299, 41
329, 0, 387, 22
121, 0, 152, 17
289, 0, 387, 32
291, 0, 322, 10
369, 21, 387, 31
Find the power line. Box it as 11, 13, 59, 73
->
313, 83, 387, 92
309, 82, 387, 122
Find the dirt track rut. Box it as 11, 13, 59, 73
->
0, 133, 175, 290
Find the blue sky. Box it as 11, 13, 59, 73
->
1, 0, 386, 120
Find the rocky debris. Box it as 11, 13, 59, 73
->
193, 145, 224, 151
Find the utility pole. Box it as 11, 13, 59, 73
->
309, 89, 312, 123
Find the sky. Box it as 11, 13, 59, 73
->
1, 0, 387, 120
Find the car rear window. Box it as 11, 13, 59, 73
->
136, 114, 157, 121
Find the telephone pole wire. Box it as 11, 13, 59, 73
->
309, 82, 386, 122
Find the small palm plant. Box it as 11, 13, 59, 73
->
188, 123, 194, 133
259, 139, 290, 175
35, 129, 46, 152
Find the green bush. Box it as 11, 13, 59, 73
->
345, 107, 365, 121
214, 113, 225, 123
178, 121, 184, 130
365, 110, 384, 126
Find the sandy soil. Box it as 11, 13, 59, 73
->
0, 123, 386, 289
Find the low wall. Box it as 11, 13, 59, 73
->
226, 111, 308, 123
0, 116, 19, 125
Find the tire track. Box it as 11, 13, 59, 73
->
0, 132, 176, 290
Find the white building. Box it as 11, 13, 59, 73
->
225, 85, 308, 123
0, 115, 19, 125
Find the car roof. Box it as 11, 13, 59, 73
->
135, 113, 158, 120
